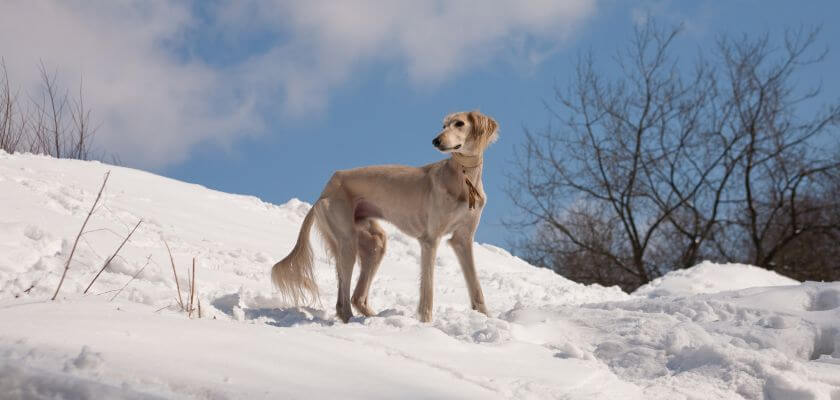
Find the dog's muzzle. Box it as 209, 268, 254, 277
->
432, 138, 462, 151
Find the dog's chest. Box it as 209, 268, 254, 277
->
435, 187, 483, 233
449, 179, 485, 210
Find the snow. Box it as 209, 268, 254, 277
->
1, 150, 839, 399
633, 261, 800, 298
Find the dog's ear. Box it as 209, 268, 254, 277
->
468, 111, 499, 145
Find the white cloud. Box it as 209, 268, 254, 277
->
0, 1, 596, 168
225, 0, 597, 114
630, 0, 708, 35
0, 2, 262, 168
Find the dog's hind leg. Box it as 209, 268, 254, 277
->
335, 239, 357, 322
318, 196, 357, 323
352, 219, 386, 317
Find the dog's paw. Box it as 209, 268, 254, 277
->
472, 302, 489, 316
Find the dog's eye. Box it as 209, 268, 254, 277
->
454, 120, 464, 127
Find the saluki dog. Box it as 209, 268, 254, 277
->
272, 110, 498, 322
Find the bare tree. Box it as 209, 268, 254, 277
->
36, 61, 70, 158
715, 27, 840, 271
69, 77, 98, 160
507, 23, 717, 290
0, 59, 26, 153
507, 22, 840, 291
0, 59, 101, 160
764, 181, 840, 281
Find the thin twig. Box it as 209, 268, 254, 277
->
79, 234, 106, 260
164, 238, 185, 310
101, 204, 131, 230
82, 227, 130, 238
154, 304, 171, 313
184, 266, 191, 314
188, 258, 196, 318
109, 254, 153, 302
83, 218, 143, 294
52, 170, 109, 300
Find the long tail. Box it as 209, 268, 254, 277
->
272, 201, 320, 305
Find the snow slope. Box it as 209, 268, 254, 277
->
1, 151, 839, 399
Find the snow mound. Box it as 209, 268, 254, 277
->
505, 281, 840, 399
633, 261, 799, 298
1, 152, 838, 399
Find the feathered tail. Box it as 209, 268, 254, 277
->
272, 201, 320, 305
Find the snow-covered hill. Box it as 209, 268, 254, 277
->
1, 151, 838, 399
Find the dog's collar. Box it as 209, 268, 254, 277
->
452, 153, 482, 169
451, 153, 483, 209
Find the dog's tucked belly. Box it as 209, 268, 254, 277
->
353, 199, 434, 238
353, 200, 383, 221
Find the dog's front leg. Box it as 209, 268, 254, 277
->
417, 237, 440, 322
449, 229, 488, 316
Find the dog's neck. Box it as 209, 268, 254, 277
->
451, 152, 482, 169
450, 153, 483, 180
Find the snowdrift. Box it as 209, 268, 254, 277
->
1, 151, 838, 399
633, 261, 800, 298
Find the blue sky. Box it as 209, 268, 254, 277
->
2, 1, 838, 248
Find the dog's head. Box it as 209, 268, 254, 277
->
433, 111, 499, 156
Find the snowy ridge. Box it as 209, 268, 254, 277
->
1, 151, 839, 399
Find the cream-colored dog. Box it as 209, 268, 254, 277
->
272, 111, 498, 322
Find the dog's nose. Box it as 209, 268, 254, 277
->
432, 138, 441, 147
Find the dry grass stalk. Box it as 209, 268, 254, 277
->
164, 239, 186, 311
83, 218, 143, 294
109, 254, 153, 302
52, 170, 110, 300
188, 258, 196, 318
184, 267, 191, 313
156, 248, 201, 318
